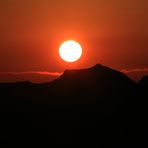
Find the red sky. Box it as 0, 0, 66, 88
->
0, 0, 148, 82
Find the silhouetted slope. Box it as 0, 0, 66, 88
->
139, 75, 148, 87
0, 64, 146, 146
137, 75, 148, 102
137, 75, 148, 125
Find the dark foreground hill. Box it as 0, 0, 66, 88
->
0, 64, 147, 146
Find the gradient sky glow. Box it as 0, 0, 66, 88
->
0, 0, 148, 82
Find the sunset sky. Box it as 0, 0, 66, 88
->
0, 0, 148, 82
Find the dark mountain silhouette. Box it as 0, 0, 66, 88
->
139, 75, 148, 87
138, 75, 148, 125
51, 64, 135, 96
0, 64, 147, 146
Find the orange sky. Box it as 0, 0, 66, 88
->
0, 0, 148, 82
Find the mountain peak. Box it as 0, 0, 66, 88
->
88, 64, 109, 71
61, 64, 104, 77
62, 64, 106, 75
57, 64, 135, 88
91, 64, 103, 69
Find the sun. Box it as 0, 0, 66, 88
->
59, 40, 82, 62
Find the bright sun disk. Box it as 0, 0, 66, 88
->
59, 40, 82, 62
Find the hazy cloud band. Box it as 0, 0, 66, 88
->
0, 71, 62, 76
121, 68, 148, 82
0, 71, 62, 83
121, 68, 148, 74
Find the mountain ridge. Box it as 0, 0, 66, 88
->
0, 64, 147, 146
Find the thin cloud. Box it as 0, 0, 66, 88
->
121, 68, 148, 74
121, 68, 148, 82
0, 71, 62, 76
0, 71, 63, 83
